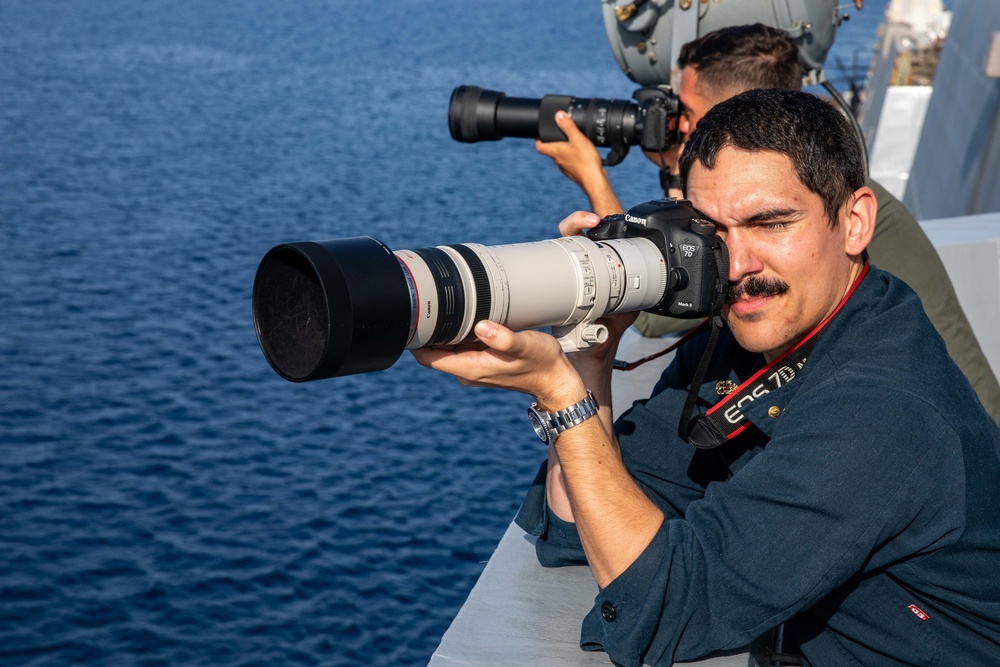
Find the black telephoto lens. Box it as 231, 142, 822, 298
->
448, 84, 679, 166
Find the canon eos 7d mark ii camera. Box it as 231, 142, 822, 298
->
448, 84, 680, 166
252, 198, 728, 382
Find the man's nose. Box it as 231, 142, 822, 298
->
725, 232, 763, 281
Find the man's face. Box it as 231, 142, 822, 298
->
676, 66, 716, 137
685, 147, 860, 361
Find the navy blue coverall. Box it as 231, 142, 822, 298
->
516, 268, 1000, 666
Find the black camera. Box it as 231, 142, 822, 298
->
252, 199, 727, 382
448, 84, 680, 166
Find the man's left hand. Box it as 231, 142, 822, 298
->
411, 320, 586, 411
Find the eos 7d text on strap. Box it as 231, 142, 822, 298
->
681, 264, 870, 450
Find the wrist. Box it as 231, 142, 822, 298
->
526, 353, 587, 413
534, 379, 590, 414
528, 390, 600, 446
582, 175, 620, 213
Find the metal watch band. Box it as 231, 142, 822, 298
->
528, 390, 599, 444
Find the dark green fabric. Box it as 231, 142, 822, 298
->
634, 179, 1000, 423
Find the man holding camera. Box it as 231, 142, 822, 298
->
536, 23, 1000, 425
415, 88, 1000, 665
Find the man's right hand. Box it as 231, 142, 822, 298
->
535, 112, 624, 218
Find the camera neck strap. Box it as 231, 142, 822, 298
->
613, 319, 709, 372
659, 168, 683, 196
680, 262, 870, 450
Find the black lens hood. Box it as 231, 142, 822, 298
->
252, 237, 412, 381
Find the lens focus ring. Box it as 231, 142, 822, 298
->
448, 244, 492, 338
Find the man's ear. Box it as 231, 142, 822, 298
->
842, 186, 877, 256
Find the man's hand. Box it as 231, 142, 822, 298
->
411, 320, 587, 412
412, 211, 664, 585
536, 112, 624, 218
557, 208, 601, 237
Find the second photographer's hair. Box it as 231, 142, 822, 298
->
678, 23, 802, 98
679, 89, 866, 227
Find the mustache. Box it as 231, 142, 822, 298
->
727, 276, 789, 303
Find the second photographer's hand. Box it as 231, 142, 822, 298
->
535, 111, 624, 218
410, 211, 664, 588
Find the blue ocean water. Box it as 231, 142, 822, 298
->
0, 1, 892, 665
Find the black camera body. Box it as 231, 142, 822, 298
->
448, 84, 680, 166
590, 199, 728, 319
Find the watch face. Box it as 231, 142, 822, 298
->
527, 408, 550, 444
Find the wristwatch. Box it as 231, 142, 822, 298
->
527, 390, 599, 445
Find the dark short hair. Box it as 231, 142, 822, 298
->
678, 23, 802, 97
679, 89, 866, 226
